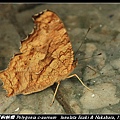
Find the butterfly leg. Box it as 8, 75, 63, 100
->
86, 65, 97, 75
67, 74, 93, 91
50, 81, 60, 106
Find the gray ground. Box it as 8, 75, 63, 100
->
0, 3, 120, 114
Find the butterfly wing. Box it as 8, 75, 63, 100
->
0, 10, 76, 96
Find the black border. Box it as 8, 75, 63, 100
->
0, 114, 120, 120
0, 1, 119, 3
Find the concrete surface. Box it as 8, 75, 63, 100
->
0, 3, 120, 114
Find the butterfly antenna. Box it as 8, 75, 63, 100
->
79, 53, 102, 61
74, 25, 92, 58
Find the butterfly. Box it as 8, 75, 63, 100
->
0, 9, 92, 105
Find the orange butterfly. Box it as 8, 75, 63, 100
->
0, 10, 92, 105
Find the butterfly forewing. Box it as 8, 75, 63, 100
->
0, 10, 76, 97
